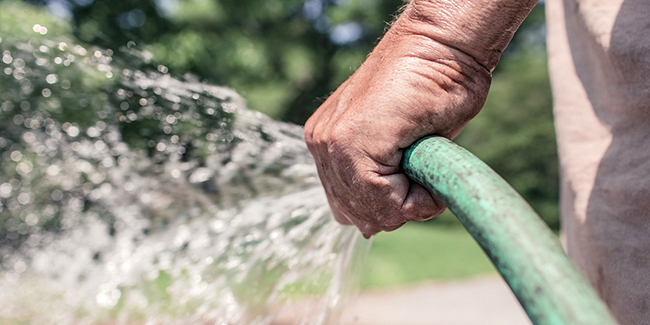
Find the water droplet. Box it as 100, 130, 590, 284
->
75, 160, 92, 173
13, 69, 25, 80
51, 190, 63, 201
22, 132, 36, 143
39, 45, 49, 53
86, 127, 99, 137
13, 115, 25, 125
127, 111, 137, 121
17, 192, 31, 205
16, 161, 33, 175
10, 150, 22, 162
101, 157, 114, 168
124, 182, 134, 192
45, 74, 58, 84
74, 45, 87, 56
28, 119, 39, 129
0, 183, 12, 198
66, 125, 79, 137
96, 287, 121, 308
46, 165, 60, 176
41, 88, 51, 98
25, 214, 38, 226
13, 260, 27, 273
35, 58, 48, 66
189, 168, 213, 184
94, 140, 106, 151
2, 54, 12, 64
171, 169, 181, 178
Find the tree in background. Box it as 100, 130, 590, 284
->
24, 0, 406, 122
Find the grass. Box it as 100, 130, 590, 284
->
362, 216, 497, 290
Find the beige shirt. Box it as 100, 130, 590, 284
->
546, 0, 650, 323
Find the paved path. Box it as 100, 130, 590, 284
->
339, 275, 532, 325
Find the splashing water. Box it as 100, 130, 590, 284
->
0, 3, 370, 324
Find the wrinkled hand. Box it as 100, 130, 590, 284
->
304, 15, 493, 238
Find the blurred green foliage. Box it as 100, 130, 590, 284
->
17, 0, 559, 228
25, 0, 407, 122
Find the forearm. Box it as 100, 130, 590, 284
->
394, 0, 539, 71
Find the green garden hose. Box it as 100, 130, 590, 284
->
402, 136, 617, 325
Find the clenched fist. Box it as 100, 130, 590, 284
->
304, 0, 536, 237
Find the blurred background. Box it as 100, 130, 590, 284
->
7, 0, 555, 293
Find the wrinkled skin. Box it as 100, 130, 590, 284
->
304, 18, 491, 238
305, 1, 536, 238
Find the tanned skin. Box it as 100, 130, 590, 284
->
304, 0, 538, 237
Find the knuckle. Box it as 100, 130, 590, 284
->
303, 126, 314, 146
327, 123, 354, 147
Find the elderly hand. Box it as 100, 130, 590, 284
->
305, 1, 536, 237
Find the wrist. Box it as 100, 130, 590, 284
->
393, 0, 538, 71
